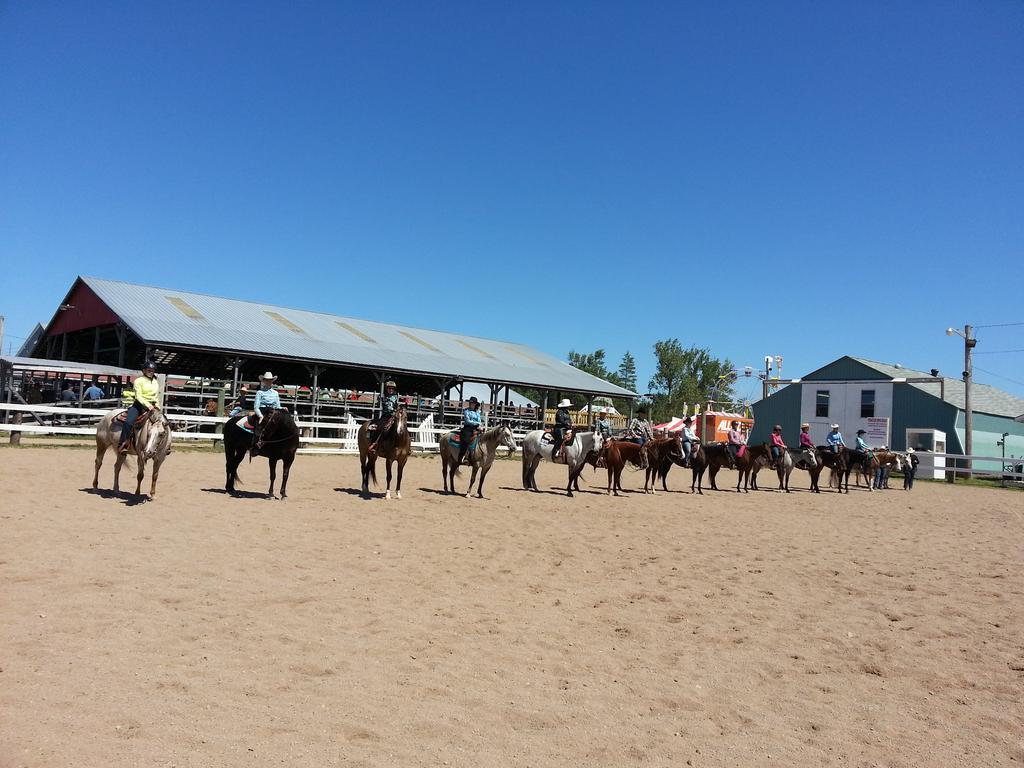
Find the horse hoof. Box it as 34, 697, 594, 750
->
385, 491, 391, 500
395, 491, 401, 500
464, 492, 471, 498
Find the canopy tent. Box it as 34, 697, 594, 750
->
654, 417, 690, 432
580, 404, 620, 416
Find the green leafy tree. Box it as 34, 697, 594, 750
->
647, 339, 734, 421
567, 349, 612, 381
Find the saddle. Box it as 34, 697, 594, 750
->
447, 430, 480, 453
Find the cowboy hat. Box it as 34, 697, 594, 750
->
906, 447, 915, 454
801, 423, 810, 429
683, 416, 693, 423
557, 398, 573, 408
856, 429, 867, 435
384, 380, 397, 388
830, 424, 839, 429
468, 396, 479, 405
260, 371, 276, 380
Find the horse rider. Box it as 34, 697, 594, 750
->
118, 359, 161, 454
594, 412, 612, 440
456, 396, 485, 466
627, 407, 653, 468
854, 428, 872, 471
826, 424, 846, 453
368, 379, 400, 455
769, 424, 787, 469
726, 419, 745, 468
798, 423, 815, 451
251, 372, 283, 456
228, 384, 250, 418
550, 398, 574, 463
680, 416, 698, 468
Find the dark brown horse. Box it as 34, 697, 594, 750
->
657, 442, 708, 494
731, 444, 771, 493
836, 447, 879, 493
357, 405, 411, 499
224, 409, 299, 499
643, 435, 682, 493
601, 439, 647, 496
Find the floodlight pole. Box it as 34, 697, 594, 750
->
963, 324, 975, 478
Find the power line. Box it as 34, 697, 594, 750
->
974, 365, 1024, 389
974, 348, 1024, 355
975, 321, 1024, 329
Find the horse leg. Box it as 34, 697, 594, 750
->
135, 457, 145, 496
476, 465, 491, 499
465, 464, 479, 497
93, 441, 106, 489
442, 452, 450, 494
529, 455, 541, 492
149, 457, 164, 498
385, 460, 393, 500
280, 455, 293, 499
395, 457, 405, 499
113, 452, 126, 493
268, 457, 278, 498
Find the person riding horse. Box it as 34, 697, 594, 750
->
726, 419, 745, 468
594, 412, 612, 440
368, 380, 400, 456
769, 425, 787, 469
854, 428, 872, 468
456, 396, 485, 466
118, 359, 161, 454
826, 424, 846, 453
680, 416, 698, 468
550, 398, 574, 463
799, 422, 815, 450
250, 372, 283, 457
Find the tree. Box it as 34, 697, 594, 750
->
567, 349, 613, 381
616, 351, 637, 393
647, 339, 734, 421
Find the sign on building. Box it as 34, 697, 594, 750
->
865, 417, 890, 446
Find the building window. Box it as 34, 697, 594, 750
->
861, 389, 875, 418
815, 390, 830, 418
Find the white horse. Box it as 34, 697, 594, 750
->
93, 408, 173, 498
775, 447, 818, 492
521, 429, 603, 497
439, 423, 517, 498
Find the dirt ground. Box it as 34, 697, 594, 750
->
1, 446, 1022, 768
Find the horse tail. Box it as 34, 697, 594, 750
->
368, 460, 377, 487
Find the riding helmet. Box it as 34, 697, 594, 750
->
385, 380, 397, 388
143, 359, 157, 371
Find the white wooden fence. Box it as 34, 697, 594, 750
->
0, 403, 527, 455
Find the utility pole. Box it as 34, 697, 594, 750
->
947, 324, 977, 478
0, 316, 5, 356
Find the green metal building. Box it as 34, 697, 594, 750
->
750, 356, 1024, 470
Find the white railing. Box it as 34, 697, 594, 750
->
0, 403, 529, 455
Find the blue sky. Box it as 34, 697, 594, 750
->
2, 1, 1022, 400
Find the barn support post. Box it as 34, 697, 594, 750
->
231, 357, 244, 396
540, 390, 548, 428
586, 394, 594, 429
115, 324, 126, 368
60, 333, 68, 360
307, 364, 325, 438
92, 327, 100, 363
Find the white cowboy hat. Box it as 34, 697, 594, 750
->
261, 371, 277, 381
830, 423, 839, 429
557, 398, 572, 408
801, 423, 810, 429
906, 447, 915, 454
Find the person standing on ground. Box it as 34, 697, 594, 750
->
903, 448, 919, 490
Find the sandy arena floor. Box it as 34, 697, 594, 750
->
1, 446, 1022, 767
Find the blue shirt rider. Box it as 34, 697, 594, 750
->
251, 372, 282, 456
369, 380, 400, 454
681, 416, 697, 466
826, 425, 846, 453
456, 396, 484, 465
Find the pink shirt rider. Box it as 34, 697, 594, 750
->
799, 432, 815, 449
770, 433, 787, 449
727, 428, 745, 445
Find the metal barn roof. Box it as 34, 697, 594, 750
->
75, 277, 635, 398
807, 356, 1024, 419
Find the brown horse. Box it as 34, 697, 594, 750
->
657, 442, 708, 494
642, 435, 682, 493
601, 440, 647, 496
732, 444, 771, 493
357, 406, 411, 499
836, 447, 878, 493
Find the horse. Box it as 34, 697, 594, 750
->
836, 447, 878, 493
439, 423, 517, 498
733, 444, 771, 493
870, 450, 904, 489
804, 447, 846, 493
93, 407, 172, 498
600, 439, 648, 496
642, 435, 682, 494
760, 447, 818, 493
521, 429, 604, 497
223, 408, 299, 499
357, 405, 411, 499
